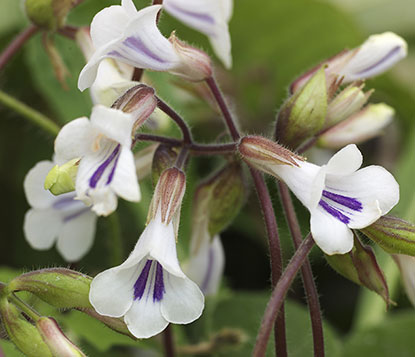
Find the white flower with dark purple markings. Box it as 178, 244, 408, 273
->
269, 144, 399, 255
164, 0, 233, 68
23, 161, 97, 262
78, 3, 181, 91
89, 168, 204, 338
54, 105, 140, 216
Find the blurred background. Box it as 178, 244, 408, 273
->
0, 0, 414, 356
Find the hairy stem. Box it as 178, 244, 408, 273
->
0, 25, 38, 72
175, 146, 189, 169
9, 294, 40, 322
278, 182, 325, 356
0, 90, 60, 136
254, 234, 315, 357
250, 169, 287, 357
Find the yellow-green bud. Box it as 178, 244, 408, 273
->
25, 0, 75, 31
151, 145, 178, 187
44, 158, 79, 195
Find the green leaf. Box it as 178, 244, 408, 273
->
0, 339, 24, 357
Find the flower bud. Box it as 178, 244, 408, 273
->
393, 254, 415, 306
361, 216, 415, 256
325, 83, 372, 127
319, 103, 394, 149
0, 299, 52, 357
151, 145, 178, 186
112, 84, 157, 130
8, 268, 92, 309
238, 136, 303, 176
169, 32, 213, 82
36, 317, 85, 356
325, 235, 391, 305
276, 66, 327, 148
25, 0, 74, 31
44, 158, 79, 195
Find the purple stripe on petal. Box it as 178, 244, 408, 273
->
107, 149, 121, 185
167, 3, 215, 25
53, 195, 78, 210
355, 46, 401, 76
63, 208, 90, 223
200, 247, 214, 293
123, 37, 167, 64
89, 144, 120, 188
153, 262, 165, 302
322, 190, 362, 211
134, 260, 152, 300
319, 200, 350, 224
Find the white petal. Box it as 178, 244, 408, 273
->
222, 0, 233, 22
209, 26, 232, 69
111, 146, 141, 202
23, 209, 62, 250
124, 298, 168, 339
24, 161, 56, 209
89, 264, 137, 317
394, 254, 415, 306
310, 207, 354, 255
161, 273, 204, 324
54, 118, 94, 163
89, 105, 134, 147
325, 144, 362, 176
121, 0, 137, 14
56, 211, 97, 262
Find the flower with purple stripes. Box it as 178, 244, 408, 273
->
23, 160, 97, 262
54, 105, 140, 216
269, 144, 399, 255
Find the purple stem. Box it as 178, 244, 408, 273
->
163, 324, 175, 357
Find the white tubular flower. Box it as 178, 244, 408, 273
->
319, 103, 394, 149
163, 0, 233, 68
291, 32, 407, 93
78, 3, 181, 91
55, 105, 140, 216
186, 234, 225, 296
23, 161, 97, 262
394, 254, 415, 306
89, 168, 204, 338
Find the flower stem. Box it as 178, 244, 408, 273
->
8, 294, 40, 322
0, 25, 38, 72
254, 234, 315, 357
250, 169, 287, 357
0, 90, 60, 136
156, 97, 193, 144
163, 324, 175, 357
205, 77, 240, 141
278, 182, 325, 356
175, 146, 189, 170
106, 212, 123, 266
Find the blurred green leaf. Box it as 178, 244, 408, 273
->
0, 2, 26, 34
0, 339, 24, 357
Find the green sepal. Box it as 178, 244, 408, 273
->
361, 215, 415, 256
25, 0, 75, 31
151, 145, 178, 188
8, 268, 92, 309
326, 235, 391, 306
44, 158, 78, 195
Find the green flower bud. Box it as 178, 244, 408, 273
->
44, 158, 79, 195
276, 66, 327, 149
0, 299, 52, 357
8, 268, 92, 309
25, 0, 75, 31
326, 235, 391, 305
151, 145, 178, 187
36, 317, 86, 356
361, 215, 415, 256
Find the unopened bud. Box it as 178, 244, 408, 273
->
25, 0, 75, 31
361, 215, 415, 256
151, 145, 178, 187
112, 84, 157, 130
325, 83, 372, 127
8, 268, 92, 309
319, 103, 394, 149
44, 158, 78, 195
37, 317, 85, 356
393, 254, 415, 306
169, 32, 213, 82
0, 299, 52, 357
276, 66, 327, 148
238, 136, 302, 176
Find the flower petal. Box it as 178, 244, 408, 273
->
24, 161, 56, 209
23, 209, 62, 250
310, 207, 354, 255
325, 144, 362, 176
161, 273, 204, 324
56, 211, 97, 262
124, 298, 168, 338
121, 0, 137, 14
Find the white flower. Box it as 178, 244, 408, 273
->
23, 161, 97, 262
394, 254, 415, 306
54, 105, 140, 216
78, 3, 181, 91
163, 0, 233, 68
89, 167, 204, 338
270, 144, 399, 255
186, 234, 225, 296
